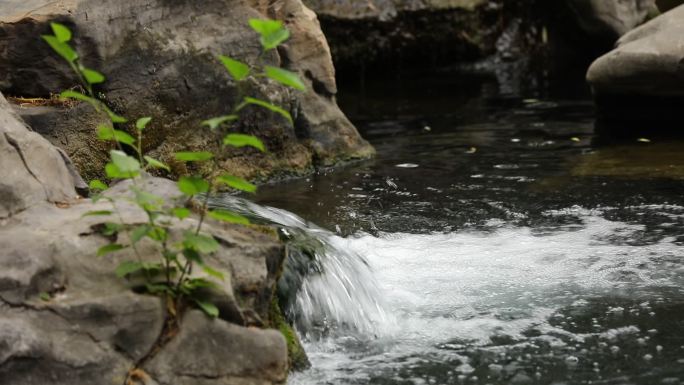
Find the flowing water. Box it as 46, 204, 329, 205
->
219, 73, 684, 384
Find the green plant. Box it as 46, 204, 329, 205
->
42, 19, 305, 318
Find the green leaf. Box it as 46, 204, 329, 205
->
193, 299, 219, 318
97, 126, 135, 146
264, 66, 305, 91
39, 292, 51, 301
136, 117, 152, 131
144, 156, 170, 171
60, 90, 98, 109
50, 22, 72, 43
172, 207, 191, 219
201, 264, 225, 280
103, 106, 128, 123
81, 68, 105, 84
201, 115, 238, 130
243, 97, 292, 124
102, 222, 122, 236
97, 243, 126, 257
115, 261, 144, 278
89, 179, 108, 191
177, 176, 209, 196
208, 209, 250, 225
42, 35, 78, 62
110, 150, 141, 174
130, 225, 150, 243
148, 227, 168, 242
248, 19, 289, 50
183, 232, 220, 254
218, 55, 250, 81
223, 133, 266, 152
216, 174, 256, 193
174, 151, 214, 162
82, 210, 113, 217
146, 283, 174, 295
182, 248, 203, 263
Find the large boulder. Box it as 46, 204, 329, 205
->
586, 5, 684, 133
0, 87, 297, 383
0, 0, 373, 182
0, 177, 290, 385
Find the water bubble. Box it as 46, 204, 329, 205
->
565, 356, 579, 365
644, 354, 654, 361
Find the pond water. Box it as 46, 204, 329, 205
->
250, 72, 684, 384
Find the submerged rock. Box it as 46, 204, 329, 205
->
0, 0, 373, 182
586, 4, 684, 134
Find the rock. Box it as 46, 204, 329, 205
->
0, 174, 292, 384
0, 0, 373, 182
566, 0, 658, 42
656, 0, 684, 11
0, 92, 77, 218
144, 310, 288, 385
586, 5, 684, 133
301, 0, 506, 73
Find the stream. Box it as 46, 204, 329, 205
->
219, 72, 684, 384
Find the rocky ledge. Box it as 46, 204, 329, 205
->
0, 0, 373, 182
0, 87, 299, 384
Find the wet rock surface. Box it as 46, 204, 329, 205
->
0, 0, 373, 182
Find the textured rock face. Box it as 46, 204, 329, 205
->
0, 0, 373, 182
0, 92, 77, 218
586, 5, 684, 133
0, 177, 289, 385
304, 0, 487, 20
0, 92, 291, 384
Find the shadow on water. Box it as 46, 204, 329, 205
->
218, 69, 684, 384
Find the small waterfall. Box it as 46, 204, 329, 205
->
209, 195, 397, 339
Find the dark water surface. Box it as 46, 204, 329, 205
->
254, 73, 684, 384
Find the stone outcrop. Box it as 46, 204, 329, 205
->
586, 4, 684, 133
565, 0, 658, 43
0, 92, 293, 384
0, 0, 373, 182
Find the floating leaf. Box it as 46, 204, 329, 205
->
177, 176, 209, 196
219, 55, 250, 81
243, 97, 292, 124
264, 66, 305, 91
174, 151, 214, 162
144, 156, 170, 171
81, 68, 105, 84
115, 261, 144, 278
42, 35, 78, 62
193, 299, 219, 318
216, 174, 256, 193
208, 209, 250, 225
50, 22, 72, 43
89, 179, 108, 191
201, 115, 238, 130
136, 117, 152, 131
97, 243, 126, 257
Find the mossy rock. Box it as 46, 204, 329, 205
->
269, 298, 310, 371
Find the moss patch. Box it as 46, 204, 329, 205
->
269, 297, 310, 371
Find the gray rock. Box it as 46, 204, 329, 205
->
0, 0, 373, 181
0, 176, 289, 384
0, 92, 77, 218
144, 310, 288, 385
567, 0, 658, 41
587, 4, 684, 97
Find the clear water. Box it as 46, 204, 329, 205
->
242, 73, 684, 384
